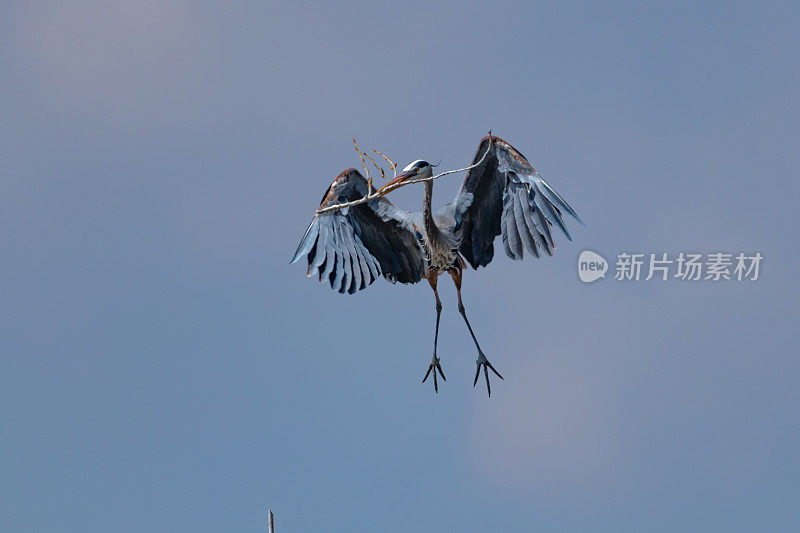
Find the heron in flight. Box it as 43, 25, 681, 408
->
291, 135, 584, 396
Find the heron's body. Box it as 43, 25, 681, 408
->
292, 135, 584, 396
414, 180, 462, 277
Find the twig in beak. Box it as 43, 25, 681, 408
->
316, 131, 493, 215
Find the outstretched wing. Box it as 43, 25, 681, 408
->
453, 136, 584, 269
291, 168, 426, 294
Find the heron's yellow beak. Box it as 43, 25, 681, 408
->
387, 169, 416, 187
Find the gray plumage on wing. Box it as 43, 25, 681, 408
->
291, 168, 426, 294
452, 135, 585, 268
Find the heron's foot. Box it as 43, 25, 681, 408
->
422, 355, 446, 393
473, 352, 503, 397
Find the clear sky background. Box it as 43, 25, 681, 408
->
2, 1, 799, 531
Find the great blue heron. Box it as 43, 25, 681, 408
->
291, 135, 584, 396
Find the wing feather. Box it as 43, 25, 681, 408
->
529, 184, 557, 248
536, 177, 586, 227
512, 185, 537, 257
502, 187, 522, 259
340, 226, 364, 292
320, 234, 336, 282
500, 200, 513, 259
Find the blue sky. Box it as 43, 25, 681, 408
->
2, 1, 799, 531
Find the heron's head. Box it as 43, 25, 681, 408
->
388, 160, 433, 186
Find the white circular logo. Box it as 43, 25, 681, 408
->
578, 250, 608, 283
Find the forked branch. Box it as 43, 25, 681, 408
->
316, 134, 493, 215
352, 138, 373, 195
372, 148, 397, 181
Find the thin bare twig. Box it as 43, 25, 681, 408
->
364, 152, 386, 182
316, 135, 493, 215
352, 138, 372, 195
373, 148, 397, 181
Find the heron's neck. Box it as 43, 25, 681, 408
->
423, 180, 440, 239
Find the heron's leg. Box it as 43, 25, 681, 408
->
422, 273, 446, 392
450, 268, 503, 397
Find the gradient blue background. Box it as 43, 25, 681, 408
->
2, 1, 799, 531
